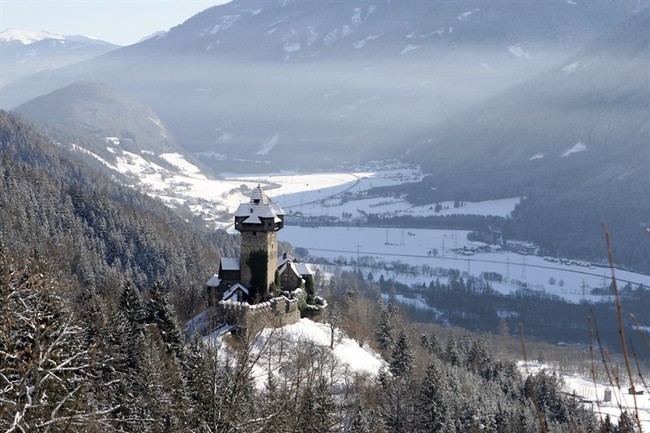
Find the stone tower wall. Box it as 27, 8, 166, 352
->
239, 231, 278, 293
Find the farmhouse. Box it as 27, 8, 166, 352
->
205, 185, 315, 336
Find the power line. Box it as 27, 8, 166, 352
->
300, 247, 648, 287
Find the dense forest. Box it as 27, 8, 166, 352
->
0, 110, 238, 319
327, 268, 650, 360
1, 111, 646, 432
2, 255, 625, 432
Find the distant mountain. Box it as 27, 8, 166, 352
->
1, 0, 645, 170
0, 29, 67, 44
14, 81, 183, 157
399, 8, 650, 272
0, 29, 118, 88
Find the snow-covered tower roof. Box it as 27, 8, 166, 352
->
234, 184, 285, 232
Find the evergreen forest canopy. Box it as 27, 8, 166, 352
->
0, 110, 647, 432
0, 253, 630, 433
0, 110, 237, 320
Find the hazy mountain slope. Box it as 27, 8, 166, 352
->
14, 81, 184, 156
1, 0, 644, 170
400, 8, 650, 272
0, 110, 237, 318
0, 29, 118, 88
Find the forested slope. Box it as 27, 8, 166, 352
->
0, 110, 237, 318
1, 256, 608, 433
0, 111, 638, 433
398, 9, 650, 272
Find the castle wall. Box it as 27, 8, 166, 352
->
215, 296, 300, 340
240, 231, 278, 294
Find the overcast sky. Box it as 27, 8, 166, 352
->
1, 0, 233, 46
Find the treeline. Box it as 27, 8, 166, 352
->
507, 190, 650, 274
370, 176, 649, 274
365, 213, 507, 232
364, 270, 650, 359
2, 256, 622, 433
0, 110, 238, 319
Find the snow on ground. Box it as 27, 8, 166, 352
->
353, 33, 381, 49
562, 61, 580, 73
292, 196, 520, 219
79, 142, 648, 304
564, 374, 650, 430
519, 361, 650, 430
458, 8, 480, 21
281, 226, 650, 303
160, 153, 203, 176
0, 29, 64, 44
265, 318, 386, 376
204, 318, 386, 389
256, 133, 280, 155
507, 44, 531, 59
562, 141, 587, 157
400, 44, 420, 55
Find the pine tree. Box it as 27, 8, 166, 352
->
417, 361, 446, 432
347, 399, 380, 433
389, 330, 413, 377
147, 281, 184, 359
304, 273, 315, 301
378, 369, 416, 433
375, 300, 394, 350
297, 377, 339, 433
119, 282, 146, 326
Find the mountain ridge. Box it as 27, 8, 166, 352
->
1, 0, 645, 170
0, 28, 118, 88
394, 7, 650, 272
14, 81, 184, 157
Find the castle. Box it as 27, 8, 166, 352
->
205, 185, 314, 336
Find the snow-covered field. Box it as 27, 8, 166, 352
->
281, 225, 650, 303
75, 144, 518, 227
520, 361, 650, 431
77, 145, 650, 303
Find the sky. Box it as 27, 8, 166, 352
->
0, 0, 233, 46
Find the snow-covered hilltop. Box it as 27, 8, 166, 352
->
0, 29, 67, 44
0, 29, 117, 88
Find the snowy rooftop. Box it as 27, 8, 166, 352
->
250, 184, 270, 204
234, 185, 285, 224
223, 283, 249, 301
277, 252, 312, 276
294, 262, 312, 276
278, 261, 301, 277
278, 252, 295, 267
206, 275, 221, 287
220, 257, 240, 271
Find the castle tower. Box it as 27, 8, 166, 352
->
234, 185, 285, 299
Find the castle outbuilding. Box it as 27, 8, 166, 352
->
205, 185, 314, 335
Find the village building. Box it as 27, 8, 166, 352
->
205, 185, 315, 336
